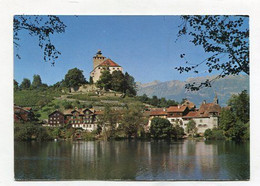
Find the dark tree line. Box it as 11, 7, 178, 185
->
137, 94, 178, 107
96, 70, 137, 96
205, 90, 249, 141
15, 74, 48, 91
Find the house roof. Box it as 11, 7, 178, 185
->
48, 110, 64, 116
149, 108, 167, 116
182, 100, 196, 109
197, 102, 221, 117
167, 105, 187, 113
182, 111, 199, 118
98, 59, 121, 67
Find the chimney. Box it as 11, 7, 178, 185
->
178, 105, 180, 109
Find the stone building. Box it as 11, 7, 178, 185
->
147, 96, 221, 134
90, 50, 123, 83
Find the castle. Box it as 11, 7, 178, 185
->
90, 50, 123, 83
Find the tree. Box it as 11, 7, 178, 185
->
150, 118, 173, 139
31, 74, 42, 89
172, 125, 185, 140
219, 108, 236, 138
121, 103, 146, 138
14, 80, 19, 91
64, 68, 87, 88
124, 72, 137, 96
89, 76, 94, 85
176, 15, 249, 91
219, 91, 249, 141
228, 90, 249, 124
14, 15, 66, 65
111, 70, 125, 92
150, 96, 159, 107
186, 120, 198, 138
96, 70, 112, 91
20, 78, 31, 89
97, 105, 119, 141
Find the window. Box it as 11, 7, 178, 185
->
57, 121, 59, 124
200, 119, 203, 123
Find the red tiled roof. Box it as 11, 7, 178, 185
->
167, 105, 187, 113
149, 108, 167, 116
197, 102, 221, 117
182, 111, 199, 118
98, 59, 121, 67
23, 107, 32, 111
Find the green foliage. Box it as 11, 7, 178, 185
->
219, 90, 249, 141
228, 90, 249, 124
97, 105, 120, 140
172, 124, 185, 140
14, 123, 52, 141
124, 72, 137, 96
89, 76, 94, 85
81, 131, 96, 141
96, 70, 137, 96
121, 103, 146, 138
14, 89, 62, 109
137, 94, 178, 107
96, 70, 112, 90
176, 15, 249, 90
20, 78, 31, 90
14, 79, 19, 91
64, 68, 87, 88
150, 118, 173, 139
186, 120, 198, 137
31, 74, 42, 89
204, 128, 226, 140
111, 71, 125, 92
204, 129, 213, 140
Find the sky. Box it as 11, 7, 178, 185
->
14, 16, 248, 85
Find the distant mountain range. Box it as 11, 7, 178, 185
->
137, 75, 249, 106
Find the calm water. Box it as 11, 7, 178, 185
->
14, 140, 249, 180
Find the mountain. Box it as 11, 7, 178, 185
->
137, 75, 249, 106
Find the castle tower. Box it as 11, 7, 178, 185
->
214, 92, 219, 105
93, 50, 106, 69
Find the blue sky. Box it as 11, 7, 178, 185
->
14, 16, 247, 85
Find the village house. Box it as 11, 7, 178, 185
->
147, 96, 221, 134
90, 50, 123, 83
46, 108, 103, 132
14, 105, 35, 123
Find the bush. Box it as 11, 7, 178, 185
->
204, 128, 226, 140
14, 123, 52, 141
81, 131, 96, 141
150, 118, 173, 139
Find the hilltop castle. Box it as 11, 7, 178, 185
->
90, 50, 123, 83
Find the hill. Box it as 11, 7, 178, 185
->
137, 75, 249, 106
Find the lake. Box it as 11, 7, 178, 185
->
14, 140, 249, 181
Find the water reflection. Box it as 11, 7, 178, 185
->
14, 140, 249, 180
